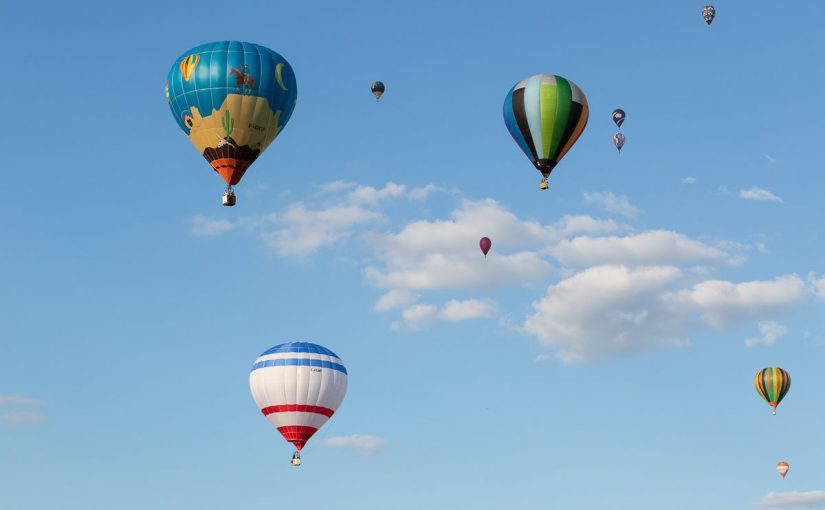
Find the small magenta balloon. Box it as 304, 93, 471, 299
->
479, 237, 492, 258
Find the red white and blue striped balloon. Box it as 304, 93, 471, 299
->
249, 342, 348, 452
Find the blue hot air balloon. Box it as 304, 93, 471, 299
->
166, 41, 297, 205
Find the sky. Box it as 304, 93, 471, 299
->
2, 1, 825, 509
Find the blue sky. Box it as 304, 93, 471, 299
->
2, 1, 825, 509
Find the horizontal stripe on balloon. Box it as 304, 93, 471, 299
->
250, 358, 348, 374
261, 405, 335, 417
260, 342, 341, 358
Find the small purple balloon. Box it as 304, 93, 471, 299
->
479, 237, 492, 258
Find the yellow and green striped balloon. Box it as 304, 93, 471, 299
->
754, 367, 791, 415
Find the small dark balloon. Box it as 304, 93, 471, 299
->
479, 237, 492, 257
703, 5, 715, 25
612, 109, 625, 129
371, 81, 385, 101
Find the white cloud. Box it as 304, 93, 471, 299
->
523, 265, 689, 364
372, 289, 419, 312
523, 267, 806, 364
583, 191, 639, 218
535, 354, 550, 363
740, 186, 783, 202
409, 184, 442, 200
0, 394, 41, 406
364, 199, 564, 291
0, 411, 45, 426
399, 299, 498, 330
0, 394, 44, 427
682, 177, 696, 185
319, 435, 387, 455
317, 181, 358, 193
668, 275, 805, 328
759, 491, 825, 508
189, 181, 445, 257
555, 215, 622, 237
184, 181, 820, 359
366, 251, 551, 291
441, 299, 497, 321
262, 203, 383, 256
549, 231, 731, 266
808, 273, 825, 301
347, 182, 406, 205
190, 215, 235, 236
746, 321, 788, 348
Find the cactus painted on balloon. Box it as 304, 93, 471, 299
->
222, 110, 235, 139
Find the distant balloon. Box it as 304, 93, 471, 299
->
613, 132, 625, 152
166, 41, 297, 206
371, 81, 385, 101
249, 342, 347, 465
503, 74, 589, 190
479, 237, 492, 258
777, 461, 789, 479
703, 5, 715, 25
612, 109, 625, 129
755, 367, 791, 415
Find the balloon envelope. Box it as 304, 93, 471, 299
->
613, 132, 625, 151
479, 237, 492, 256
754, 367, 791, 414
166, 41, 297, 187
703, 5, 715, 24
503, 74, 589, 179
612, 109, 625, 128
371, 81, 385, 100
249, 342, 347, 451
777, 461, 789, 479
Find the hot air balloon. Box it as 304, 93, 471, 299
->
613, 133, 625, 152
755, 367, 791, 415
249, 342, 347, 466
371, 81, 385, 101
703, 5, 715, 25
479, 237, 491, 258
166, 41, 297, 206
503, 74, 589, 190
777, 461, 789, 479
612, 109, 625, 129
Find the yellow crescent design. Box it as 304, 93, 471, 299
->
275, 63, 288, 91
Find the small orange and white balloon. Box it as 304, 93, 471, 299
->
777, 461, 789, 479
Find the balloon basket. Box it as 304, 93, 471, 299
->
291, 452, 301, 466
222, 188, 236, 207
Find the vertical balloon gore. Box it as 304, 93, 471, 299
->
479, 237, 492, 257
